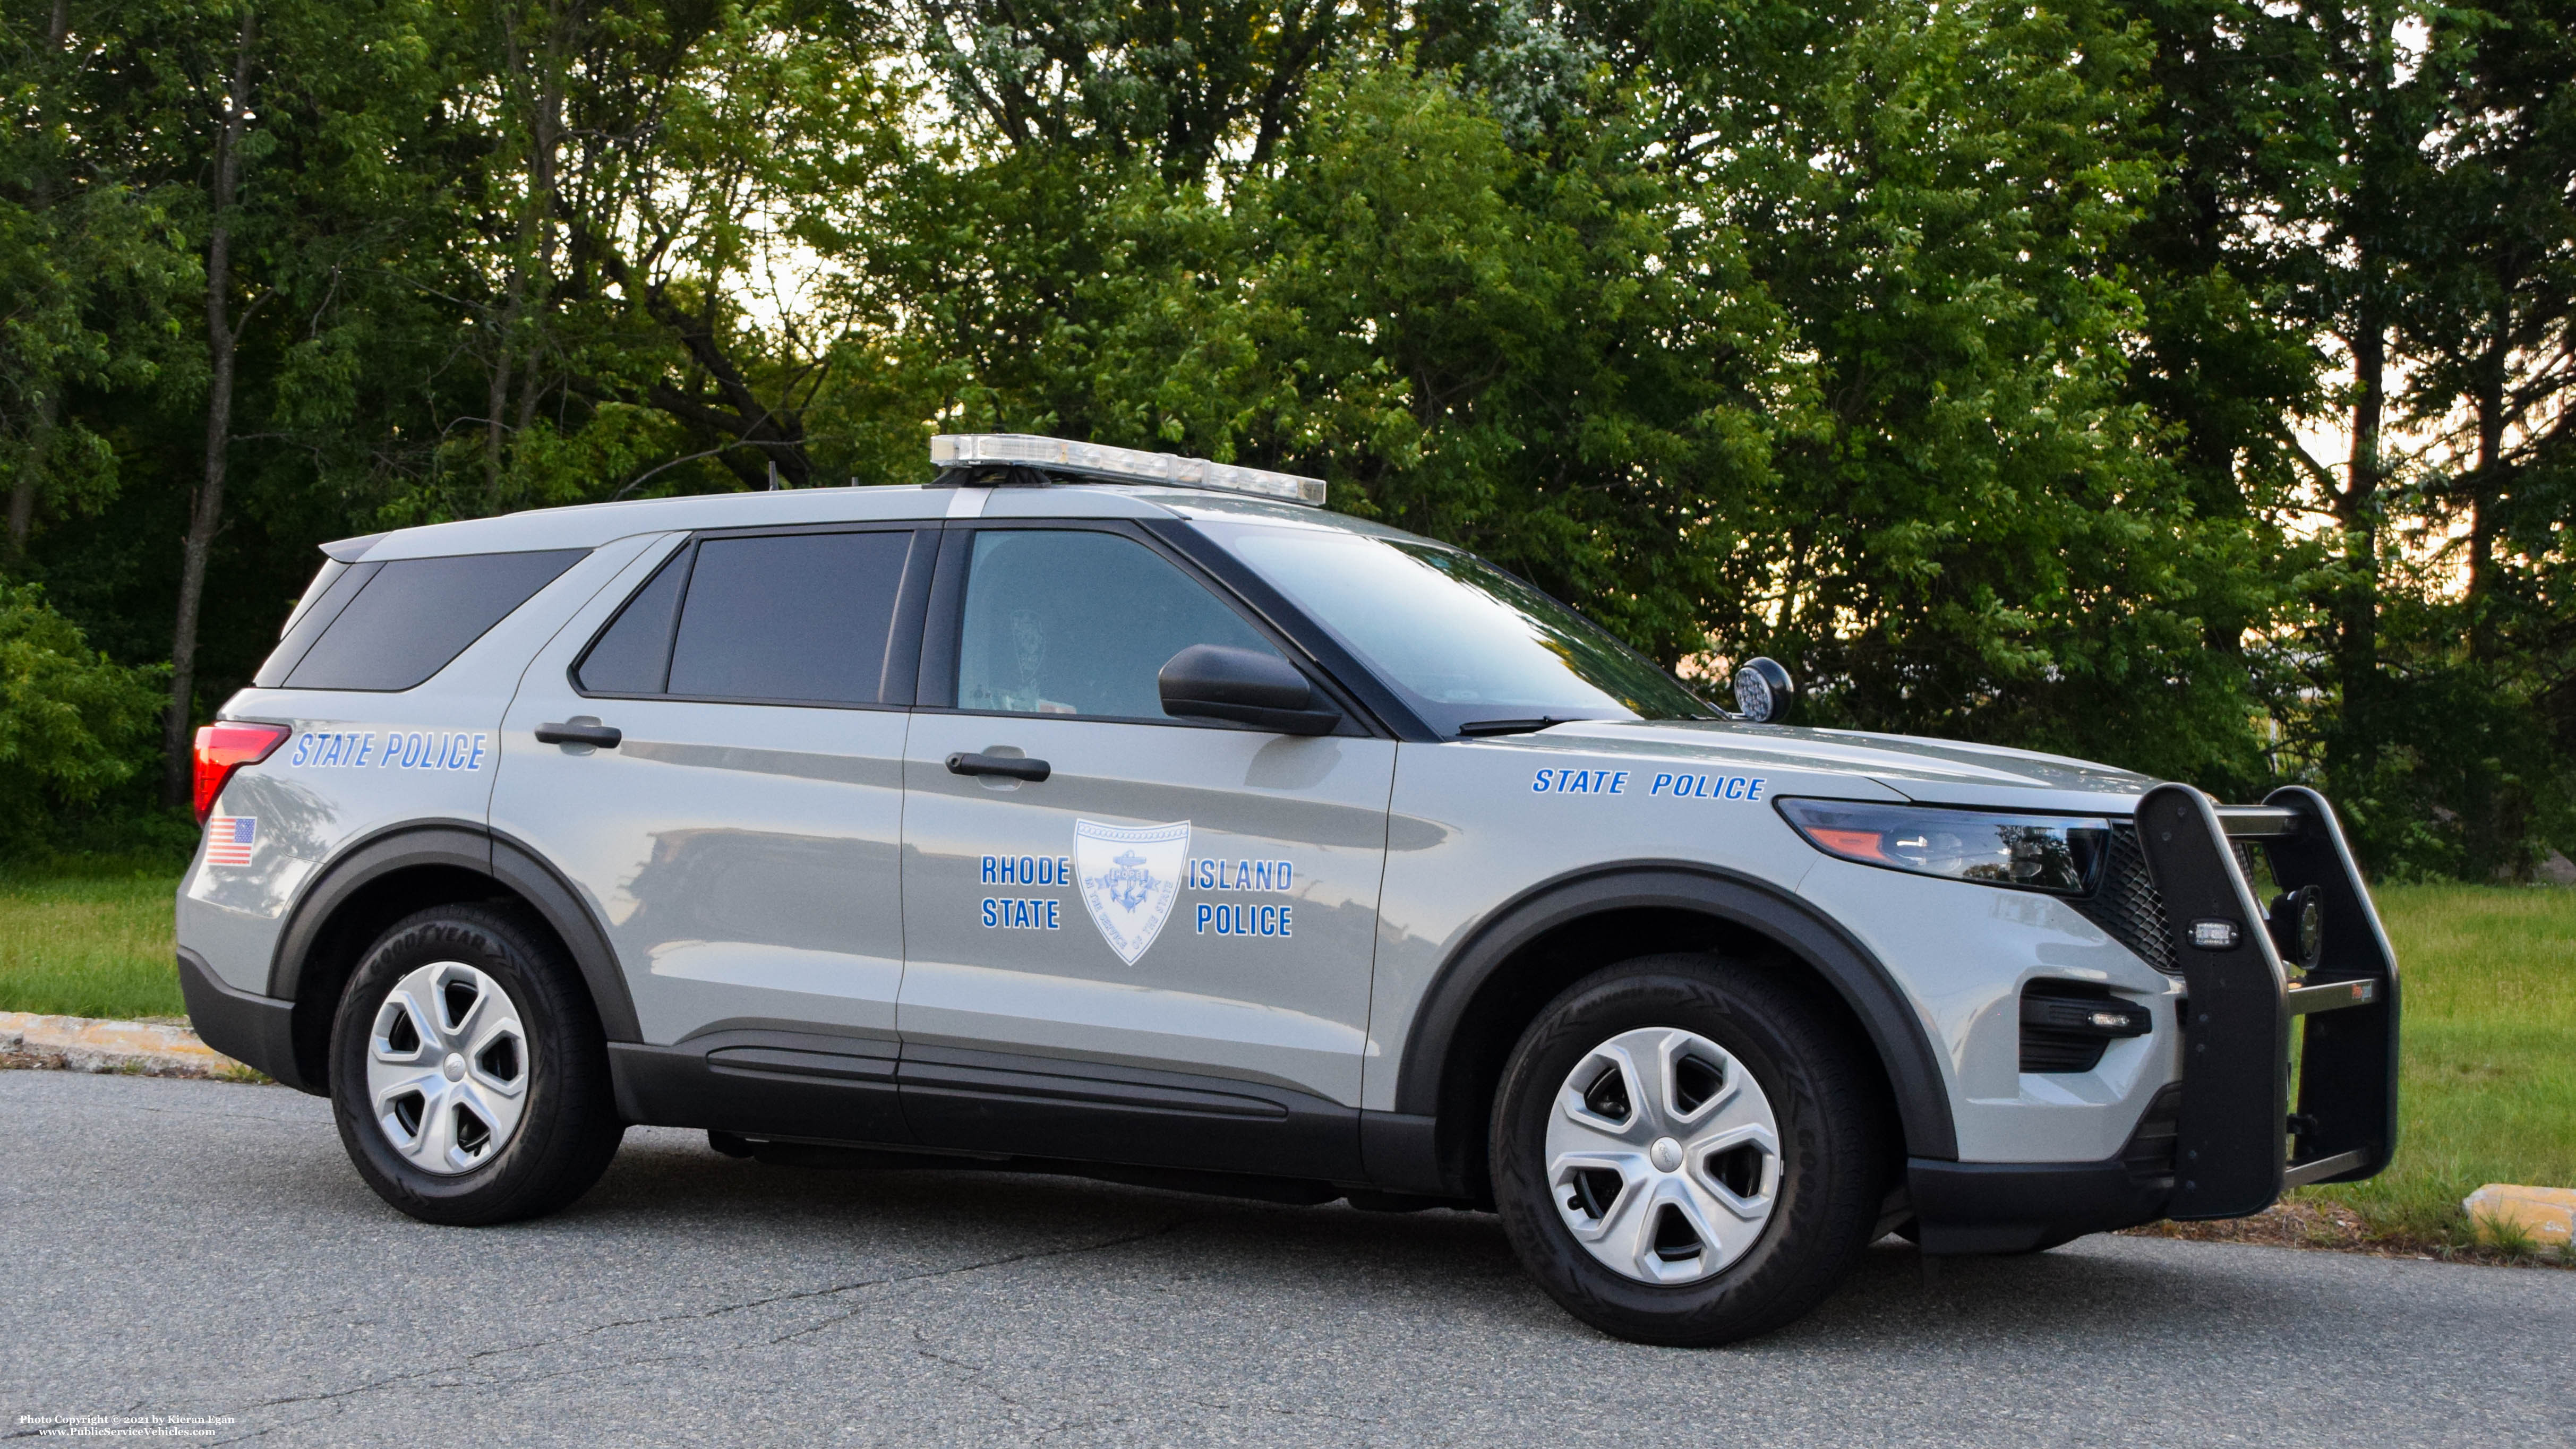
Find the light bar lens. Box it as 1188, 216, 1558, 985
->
930, 434, 1326, 506
1777, 799, 2110, 896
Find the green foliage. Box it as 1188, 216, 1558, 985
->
1643, 0, 2283, 787
0, 0, 2569, 873
0, 583, 166, 846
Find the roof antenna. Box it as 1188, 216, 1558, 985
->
766, 459, 780, 491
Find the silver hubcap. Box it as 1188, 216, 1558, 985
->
1545, 1027, 1782, 1285
365, 962, 530, 1175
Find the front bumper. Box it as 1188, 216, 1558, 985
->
1910, 784, 2400, 1251
1909, 1084, 2179, 1253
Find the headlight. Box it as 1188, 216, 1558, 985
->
1776, 799, 2110, 896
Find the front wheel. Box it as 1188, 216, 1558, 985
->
1490, 954, 1888, 1345
330, 904, 624, 1225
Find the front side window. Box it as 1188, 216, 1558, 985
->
955, 530, 1280, 721
1200, 522, 1712, 735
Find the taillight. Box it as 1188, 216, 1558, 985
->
193, 722, 290, 821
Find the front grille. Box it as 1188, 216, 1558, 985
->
2073, 822, 2176, 974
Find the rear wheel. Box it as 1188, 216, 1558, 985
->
1490, 954, 1887, 1345
330, 904, 624, 1225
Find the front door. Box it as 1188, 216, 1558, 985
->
897, 524, 1394, 1173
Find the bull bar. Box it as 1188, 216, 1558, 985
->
2138, 784, 2401, 1217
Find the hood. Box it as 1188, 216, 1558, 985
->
1533, 719, 2155, 817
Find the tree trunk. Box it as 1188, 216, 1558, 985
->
2334, 316, 2385, 769
163, 8, 259, 808
483, 283, 518, 509
2463, 319, 2510, 663
512, 38, 563, 445
7, 389, 56, 555
483, 4, 567, 515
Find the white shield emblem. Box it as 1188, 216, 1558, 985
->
1074, 819, 1190, 965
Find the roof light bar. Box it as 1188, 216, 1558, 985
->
930, 434, 1326, 507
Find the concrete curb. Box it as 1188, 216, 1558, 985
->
0, 1011, 259, 1079
2465, 1184, 2576, 1247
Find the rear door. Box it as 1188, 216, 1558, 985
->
492, 525, 931, 1101
895, 522, 1396, 1177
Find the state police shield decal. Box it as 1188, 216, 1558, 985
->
1074, 819, 1189, 965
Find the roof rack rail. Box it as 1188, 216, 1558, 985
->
929, 433, 1326, 507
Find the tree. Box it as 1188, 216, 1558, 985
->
2377, 0, 2576, 873
2117, 0, 2576, 872
0, 0, 185, 561
1, 0, 2565, 873
88, 0, 447, 804
0, 581, 165, 842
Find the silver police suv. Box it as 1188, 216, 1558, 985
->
178, 434, 2398, 1345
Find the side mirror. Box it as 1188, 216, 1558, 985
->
1731, 657, 1794, 724
1159, 645, 1342, 735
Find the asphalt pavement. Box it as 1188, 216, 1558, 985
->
4, 1069, 2569, 1447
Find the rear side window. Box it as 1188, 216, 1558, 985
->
269, 550, 587, 692
577, 530, 918, 706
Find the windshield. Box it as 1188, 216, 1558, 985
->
1201, 522, 1714, 735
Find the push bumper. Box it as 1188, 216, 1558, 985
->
177, 947, 311, 1092
1909, 784, 2400, 1251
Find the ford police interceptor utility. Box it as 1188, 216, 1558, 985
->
177, 434, 2399, 1345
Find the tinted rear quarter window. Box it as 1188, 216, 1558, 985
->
276, 549, 588, 692
645, 530, 915, 705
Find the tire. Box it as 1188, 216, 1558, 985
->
330, 903, 625, 1225
1490, 954, 1888, 1346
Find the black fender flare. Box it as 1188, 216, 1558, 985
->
1388, 862, 1959, 1169
268, 821, 642, 1087
492, 827, 639, 1043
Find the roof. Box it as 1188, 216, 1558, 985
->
335, 479, 1416, 563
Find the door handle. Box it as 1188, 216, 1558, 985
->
536, 721, 623, 749
947, 751, 1049, 782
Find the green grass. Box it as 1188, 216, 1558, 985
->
0, 866, 2569, 1239
2298, 882, 2576, 1240
0, 868, 184, 1020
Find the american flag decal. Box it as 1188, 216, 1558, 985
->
205, 815, 256, 867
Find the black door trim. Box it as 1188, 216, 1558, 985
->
897, 1044, 1364, 1181
605, 1035, 1365, 1184
610, 1028, 908, 1144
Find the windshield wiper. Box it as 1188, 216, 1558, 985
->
1457, 716, 1579, 738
